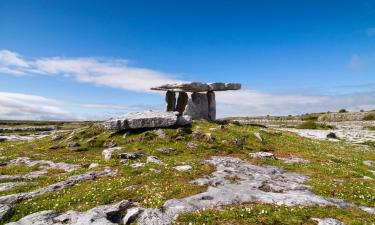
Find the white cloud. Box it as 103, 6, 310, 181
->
216, 91, 375, 117
1, 50, 374, 120
0, 92, 74, 121
348, 54, 366, 69
0, 50, 182, 92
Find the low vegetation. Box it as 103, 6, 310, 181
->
0, 120, 374, 224
296, 121, 335, 130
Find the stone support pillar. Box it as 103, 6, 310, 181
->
207, 91, 216, 120
176, 92, 188, 115
165, 91, 176, 112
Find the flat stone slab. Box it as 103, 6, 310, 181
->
151, 82, 241, 92
103, 111, 191, 130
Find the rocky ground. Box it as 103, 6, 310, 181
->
0, 118, 374, 224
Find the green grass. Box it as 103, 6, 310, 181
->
363, 114, 375, 121
0, 120, 374, 224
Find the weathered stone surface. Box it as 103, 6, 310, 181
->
0, 157, 80, 180
119, 152, 143, 160
151, 82, 241, 92
175, 92, 188, 114
312, 218, 345, 225
122, 207, 142, 225
279, 156, 309, 164
0, 182, 37, 192
147, 156, 163, 165
184, 93, 209, 120
102, 147, 122, 161
165, 91, 176, 112
50, 135, 62, 141
104, 111, 183, 130
174, 165, 192, 171
0, 168, 117, 221
135, 156, 374, 224
6, 210, 58, 225
8, 200, 132, 225
207, 91, 216, 120
364, 160, 375, 167
249, 152, 276, 159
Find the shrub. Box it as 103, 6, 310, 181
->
363, 113, 375, 121
297, 121, 335, 130
339, 109, 348, 113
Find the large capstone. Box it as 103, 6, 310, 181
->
151, 82, 241, 92
103, 111, 191, 130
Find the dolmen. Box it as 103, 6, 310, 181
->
151, 82, 241, 120
103, 82, 241, 131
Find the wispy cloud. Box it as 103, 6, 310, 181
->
0, 50, 182, 92
348, 54, 366, 69
0, 92, 72, 120
1, 50, 374, 120
367, 27, 375, 36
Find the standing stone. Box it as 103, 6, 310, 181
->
175, 92, 188, 115
207, 91, 216, 120
184, 92, 209, 120
165, 91, 176, 112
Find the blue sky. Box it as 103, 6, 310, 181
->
0, 0, 374, 120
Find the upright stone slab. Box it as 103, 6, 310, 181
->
207, 91, 216, 120
165, 91, 176, 112
184, 92, 209, 120
176, 92, 188, 115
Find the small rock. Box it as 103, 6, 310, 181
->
88, 163, 99, 169
254, 132, 263, 142
48, 145, 60, 150
205, 133, 216, 142
363, 176, 373, 180
187, 142, 198, 149
66, 142, 80, 148
192, 131, 205, 138
279, 156, 309, 164
364, 160, 375, 167
175, 136, 184, 141
249, 152, 276, 160
154, 129, 166, 138
209, 127, 217, 131
149, 168, 161, 173
103, 140, 116, 148
119, 152, 144, 160
102, 147, 122, 161
326, 132, 338, 139
157, 147, 176, 154
0, 162, 8, 166
147, 156, 163, 165
130, 163, 145, 169
50, 135, 62, 141
174, 165, 192, 171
